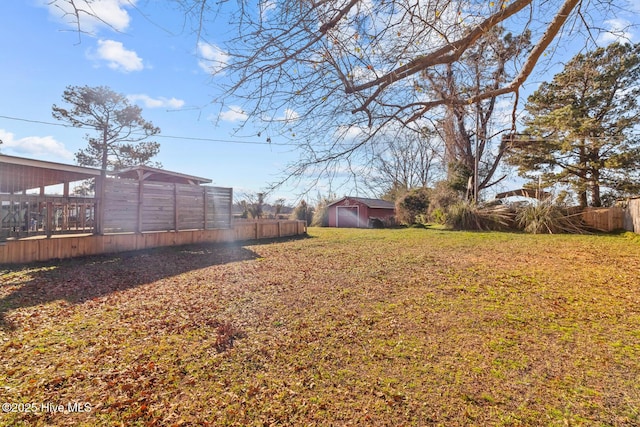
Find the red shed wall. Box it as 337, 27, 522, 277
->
368, 207, 396, 220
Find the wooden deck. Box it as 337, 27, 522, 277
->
0, 220, 306, 265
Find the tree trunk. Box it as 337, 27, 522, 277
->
578, 142, 588, 208
101, 126, 109, 172
591, 170, 601, 207
578, 189, 588, 208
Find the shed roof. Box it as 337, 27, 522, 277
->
495, 188, 552, 200
328, 197, 395, 210
0, 154, 102, 194
111, 165, 212, 185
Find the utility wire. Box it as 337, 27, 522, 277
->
0, 114, 297, 146
0, 115, 69, 128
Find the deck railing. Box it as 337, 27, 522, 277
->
1, 194, 96, 241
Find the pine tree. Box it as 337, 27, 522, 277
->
52, 85, 161, 173
507, 43, 640, 207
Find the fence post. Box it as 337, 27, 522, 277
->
137, 179, 143, 233
46, 201, 53, 238
174, 183, 179, 232
203, 187, 208, 230
228, 188, 233, 229
95, 174, 105, 235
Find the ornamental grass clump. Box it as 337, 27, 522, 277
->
515, 201, 585, 234
445, 201, 512, 231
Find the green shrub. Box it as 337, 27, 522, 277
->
430, 207, 447, 225
369, 218, 385, 228
291, 200, 315, 224
446, 161, 473, 193
396, 188, 430, 225
428, 180, 462, 220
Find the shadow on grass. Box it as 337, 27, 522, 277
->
0, 234, 311, 330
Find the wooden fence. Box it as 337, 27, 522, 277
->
581, 207, 625, 232
102, 178, 232, 233
0, 220, 307, 265
580, 200, 640, 233
624, 198, 640, 233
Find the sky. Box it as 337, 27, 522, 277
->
1, 1, 639, 204
0, 0, 302, 202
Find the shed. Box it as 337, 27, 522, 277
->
327, 197, 396, 228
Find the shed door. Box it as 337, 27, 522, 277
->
336, 206, 359, 228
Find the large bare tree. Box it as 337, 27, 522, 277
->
428, 25, 532, 200
50, 0, 626, 190
194, 0, 622, 192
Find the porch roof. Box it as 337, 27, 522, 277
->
0, 154, 102, 194
111, 165, 212, 185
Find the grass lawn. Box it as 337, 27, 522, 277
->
1, 227, 640, 426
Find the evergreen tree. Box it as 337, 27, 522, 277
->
53, 85, 161, 173
507, 43, 640, 207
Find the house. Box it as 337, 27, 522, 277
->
327, 197, 396, 228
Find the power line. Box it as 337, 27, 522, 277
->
0, 115, 70, 128
0, 114, 296, 146
155, 133, 293, 146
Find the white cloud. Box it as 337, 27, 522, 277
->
127, 94, 185, 109
349, 65, 379, 84
599, 18, 635, 44
335, 124, 367, 141
93, 39, 144, 72
274, 108, 299, 123
219, 106, 248, 123
197, 42, 229, 75
260, 0, 277, 20
44, 0, 135, 33
0, 129, 74, 161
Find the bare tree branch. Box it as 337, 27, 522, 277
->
46, 0, 624, 194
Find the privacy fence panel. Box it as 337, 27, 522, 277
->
103, 178, 232, 233
102, 178, 139, 233
626, 198, 640, 233
206, 186, 233, 229
142, 181, 176, 232
176, 183, 204, 230
581, 207, 625, 232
